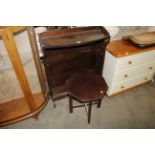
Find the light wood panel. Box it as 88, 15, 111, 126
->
1, 28, 37, 112
0, 92, 49, 127
0, 26, 26, 34
27, 27, 46, 95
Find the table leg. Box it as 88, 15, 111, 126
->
97, 99, 101, 108
69, 96, 73, 113
88, 101, 92, 124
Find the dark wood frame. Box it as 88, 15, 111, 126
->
69, 96, 102, 123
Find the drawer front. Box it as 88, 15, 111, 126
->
109, 71, 154, 95
116, 50, 155, 71
114, 61, 155, 83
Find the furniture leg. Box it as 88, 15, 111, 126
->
52, 101, 56, 108
33, 113, 40, 120
50, 96, 56, 108
88, 101, 92, 124
97, 99, 101, 108
69, 96, 73, 113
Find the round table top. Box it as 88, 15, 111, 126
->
66, 72, 108, 102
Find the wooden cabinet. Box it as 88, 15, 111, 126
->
40, 27, 110, 100
103, 39, 155, 97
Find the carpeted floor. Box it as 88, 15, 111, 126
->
2, 81, 155, 129
2, 27, 155, 129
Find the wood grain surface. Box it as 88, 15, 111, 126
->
107, 40, 155, 58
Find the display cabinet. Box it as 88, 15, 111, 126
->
0, 26, 49, 127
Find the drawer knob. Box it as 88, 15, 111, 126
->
124, 74, 128, 78
149, 67, 153, 70
76, 40, 82, 44
121, 86, 124, 89
144, 77, 148, 81
128, 61, 132, 64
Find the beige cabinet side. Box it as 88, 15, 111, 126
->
103, 51, 117, 95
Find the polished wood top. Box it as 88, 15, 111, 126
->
40, 26, 110, 49
66, 72, 108, 102
107, 39, 155, 58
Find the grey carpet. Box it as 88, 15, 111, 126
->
2, 81, 155, 129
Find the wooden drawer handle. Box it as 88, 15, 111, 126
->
128, 61, 132, 64
149, 67, 153, 70
124, 74, 128, 78
121, 86, 124, 89
144, 77, 148, 81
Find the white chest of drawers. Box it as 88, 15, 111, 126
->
103, 40, 155, 97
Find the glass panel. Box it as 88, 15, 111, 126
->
0, 37, 24, 104
14, 29, 42, 95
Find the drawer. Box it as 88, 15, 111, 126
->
109, 71, 154, 95
116, 50, 155, 71
113, 61, 155, 83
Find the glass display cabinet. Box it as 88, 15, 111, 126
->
0, 26, 49, 127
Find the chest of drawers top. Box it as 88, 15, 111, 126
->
107, 40, 155, 58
